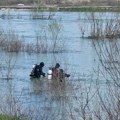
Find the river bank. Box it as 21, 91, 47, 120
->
0, 5, 120, 12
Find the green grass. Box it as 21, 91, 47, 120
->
58, 6, 120, 12
0, 114, 20, 120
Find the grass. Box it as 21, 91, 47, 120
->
58, 6, 120, 12
0, 114, 20, 120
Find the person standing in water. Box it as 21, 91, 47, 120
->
30, 62, 45, 78
52, 63, 60, 79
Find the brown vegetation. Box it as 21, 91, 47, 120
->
0, 0, 119, 6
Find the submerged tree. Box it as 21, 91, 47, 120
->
93, 38, 120, 87
48, 20, 64, 53
91, 37, 120, 119
82, 12, 120, 39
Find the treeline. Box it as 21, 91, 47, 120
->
0, 0, 34, 5
0, 0, 119, 6
0, 0, 61, 5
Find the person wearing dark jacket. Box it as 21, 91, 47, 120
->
30, 62, 45, 78
38, 62, 45, 77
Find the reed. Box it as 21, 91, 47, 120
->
0, 65, 120, 120
0, 29, 23, 53
83, 12, 120, 39
48, 20, 64, 53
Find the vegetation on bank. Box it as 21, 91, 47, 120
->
0, 0, 120, 12
58, 6, 120, 12
0, 114, 20, 120
1, 5, 120, 12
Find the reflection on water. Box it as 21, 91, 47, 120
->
29, 78, 78, 119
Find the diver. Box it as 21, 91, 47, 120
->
52, 63, 60, 79
51, 63, 70, 81
30, 62, 45, 78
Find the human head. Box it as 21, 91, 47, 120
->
55, 63, 60, 68
40, 62, 44, 67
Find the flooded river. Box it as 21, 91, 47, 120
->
0, 9, 118, 119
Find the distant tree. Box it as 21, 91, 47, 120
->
0, 0, 4, 5
56, 0, 61, 4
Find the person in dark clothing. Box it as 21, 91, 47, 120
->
38, 62, 45, 77
59, 69, 70, 81
30, 62, 45, 78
